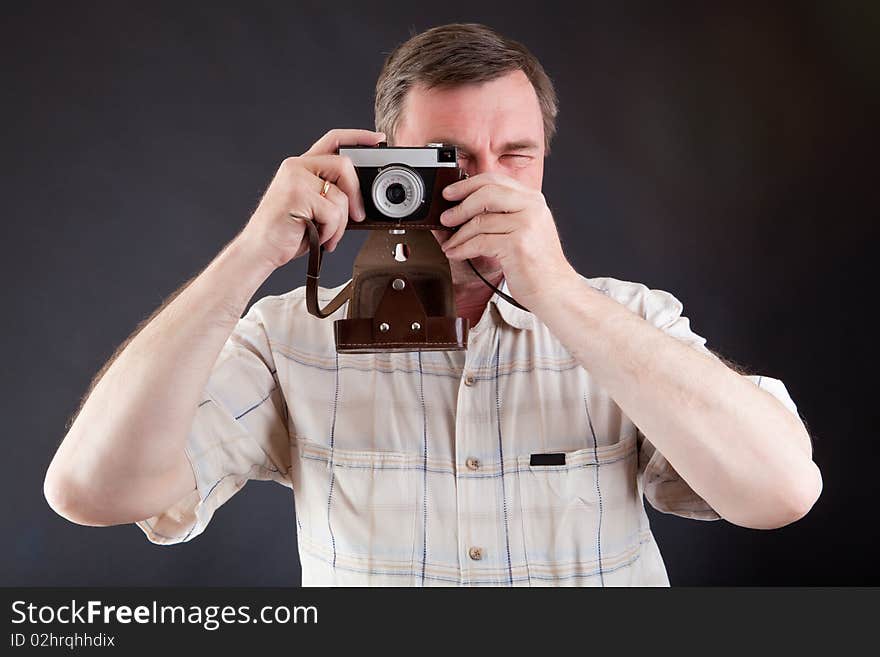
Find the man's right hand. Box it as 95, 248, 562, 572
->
237, 128, 386, 271
43, 128, 386, 528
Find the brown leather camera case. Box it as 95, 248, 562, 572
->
302, 165, 469, 353
335, 230, 468, 353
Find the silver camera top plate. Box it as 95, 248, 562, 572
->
339, 145, 458, 168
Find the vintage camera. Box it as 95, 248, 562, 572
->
302, 143, 469, 353
338, 143, 465, 228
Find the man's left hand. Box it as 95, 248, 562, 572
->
439, 172, 578, 309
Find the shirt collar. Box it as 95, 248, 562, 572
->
488, 278, 535, 331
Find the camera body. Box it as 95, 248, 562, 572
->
338, 143, 466, 229
306, 143, 469, 353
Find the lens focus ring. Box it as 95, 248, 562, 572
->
371, 166, 425, 219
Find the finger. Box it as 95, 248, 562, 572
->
441, 171, 526, 201
441, 212, 514, 252
440, 185, 523, 227
287, 210, 336, 254
304, 128, 386, 157
321, 183, 350, 252
300, 154, 366, 221
303, 192, 347, 248
443, 232, 508, 261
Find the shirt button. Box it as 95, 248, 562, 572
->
468, 546, 484, 561
466, 457, 480, 471
464, 373, 476, 387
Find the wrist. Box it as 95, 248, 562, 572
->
527, 266, 585, 315
195, 237, 276, 324
530, 268, 632, 339
225, 234, 279, 282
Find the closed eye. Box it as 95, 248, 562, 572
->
502, 154, 534, 166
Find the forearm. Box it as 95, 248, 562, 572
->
45, 236, 275, 525
532, 275, 821, 529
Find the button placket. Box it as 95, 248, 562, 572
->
454, 326, 495, 584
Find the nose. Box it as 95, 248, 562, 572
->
464, 153, 501, 177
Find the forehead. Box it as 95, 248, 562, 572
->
397, 69, 544, 149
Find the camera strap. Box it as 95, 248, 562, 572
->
464, 259, 530, 312
302, 218, 353, 319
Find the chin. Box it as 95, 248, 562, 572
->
467, 255, 502, 276
454, 254, 504, 287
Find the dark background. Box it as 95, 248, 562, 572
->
2, 1, 876, 586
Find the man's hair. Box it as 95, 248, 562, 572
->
374, 23, 559, 152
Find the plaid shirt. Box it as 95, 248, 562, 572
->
137, 275, 801, 586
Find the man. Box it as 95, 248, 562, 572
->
44, 23, 821, 586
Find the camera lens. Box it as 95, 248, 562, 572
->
371, 166, 425, 219
385, 183, 406, 205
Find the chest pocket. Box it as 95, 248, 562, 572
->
294, 439, 420, 577
516, 435, 641, 584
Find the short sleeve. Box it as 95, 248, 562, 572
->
136, 297, 292, 545
588, 277, 805, 521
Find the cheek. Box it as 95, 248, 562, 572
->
506, 161, 544, 191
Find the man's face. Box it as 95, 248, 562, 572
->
393, 69, 546, 279
393, 69, 546, 190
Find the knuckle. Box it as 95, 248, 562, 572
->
279, 156, 299, 173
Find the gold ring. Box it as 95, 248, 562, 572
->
320, 179, 331, 198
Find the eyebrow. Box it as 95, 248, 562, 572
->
498, 140, 539, 152
428, 139, 540, 153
